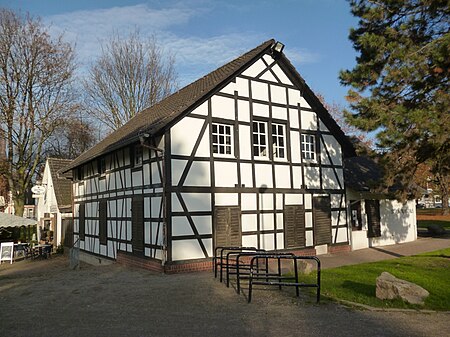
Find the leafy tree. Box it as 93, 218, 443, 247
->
340, 0, 450, 213
0, 9, 76, 216
83, 30, 178, 131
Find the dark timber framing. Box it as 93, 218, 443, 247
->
66, 39, 356, 268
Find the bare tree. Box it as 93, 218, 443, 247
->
44, 116, 98, 159
83, 30, 178, 131
316, 93, 373, 152
0, 9, 76, 216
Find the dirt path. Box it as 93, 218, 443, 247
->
0, 256, 448, 337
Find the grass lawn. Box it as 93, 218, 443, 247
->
302, 248, 450, 311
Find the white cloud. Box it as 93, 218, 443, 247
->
285, 48, 321, 65
41, 2, 319, 87
44, 4, 202, 68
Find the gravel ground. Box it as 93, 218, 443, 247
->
0, 255, 448, 337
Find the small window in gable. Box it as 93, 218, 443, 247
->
253, 121, 268, 158
212, 123, 233, 156
301, 134, 316, 161
98, 156, 106, 175
133, 144, 143, 167
77, 166, 84, 181
272, 123, 286, 159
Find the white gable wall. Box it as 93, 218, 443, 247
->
168, 52, 348, 261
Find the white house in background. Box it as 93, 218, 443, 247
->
60, 39, 416, 272
36, 158, 73, 247
344, 156, 417, 250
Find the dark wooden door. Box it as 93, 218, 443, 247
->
366, 200, 381, 238
132, 196, 144, 255
313, 196, 332, 245
214, 206, 241, 248
284, 205, 305, 248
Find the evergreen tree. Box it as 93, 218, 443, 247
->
340, 0, 450, 213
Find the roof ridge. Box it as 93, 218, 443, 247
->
61, 39, 276, 173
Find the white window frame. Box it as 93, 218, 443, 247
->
272, 123, 286, 160
252, 121, 268, 158
212, 123, 233, 156
301, 134, 316, 161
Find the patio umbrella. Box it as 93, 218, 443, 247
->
0, 212, 37, 227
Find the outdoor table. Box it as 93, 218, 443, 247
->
13, 243, 31, 260
32, 244, 52, 259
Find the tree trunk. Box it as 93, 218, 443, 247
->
442, 189, 449, 216
14, 195, 24, 217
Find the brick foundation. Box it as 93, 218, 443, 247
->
117, 247, 319, 274
116, 252, 164, 273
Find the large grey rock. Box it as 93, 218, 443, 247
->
376, 272, 429, 305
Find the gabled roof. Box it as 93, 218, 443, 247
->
62, 39, 355, 173
344, 156, 383, 192
47, 158, 73, 209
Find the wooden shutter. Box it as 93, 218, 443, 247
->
99, 200, 107, 245
78, 203, 85, 240
284, 205, 305, 248
366, 200, 381, 238
313, 196, 332, 245
214, 206, 241, 248
132, 196, 144, 254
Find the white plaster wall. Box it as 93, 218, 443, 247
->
253, 102, 269, 117
288, 88, 301, 106
242, 234, 258, 247
254, 164, 273, 188
240, 163, 253, 188
211, 96, 235, 120
214, 162, 238, 187
373, 200, 417, 246
275, 165, 291, 188
242, 214, 257, 232
272, 105, 287, 120
251, 81, 269, 101
301, 111, 317, 130
171, 116, 207, 155
304, 167, 320, 189
272, 64, 293, 85
270, 85, 286, 104
172, 239, 211, 261
185, 161, 211, 186
215, 193, 239, 206
350, 199, 417, 250
321, 135, 342, 166
239, 125, 252, 160
238, 100, 250, 122
242, 59, 266, 77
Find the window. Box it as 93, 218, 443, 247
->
98, 156, 106, 175
272, 123, 286, 159
253, 121, 268, 157
301, 134, 316, 160
133, 144, 143, 167
77, 166, 84, 181
212, 123, 233, 155
350, 200, 362, 230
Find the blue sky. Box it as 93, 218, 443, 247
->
1, 0, 358, 107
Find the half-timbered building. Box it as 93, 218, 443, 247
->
62, 39, 359, 272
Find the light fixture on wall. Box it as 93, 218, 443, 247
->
272, 41, 285, 54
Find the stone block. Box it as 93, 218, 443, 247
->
376, 272, 429, 305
